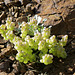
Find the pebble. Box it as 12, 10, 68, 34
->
0, 45, 4, 48
0, 72, 7, 75
24, 71, 35, 75
8, 72, 15, 75
14, 12, 18, 18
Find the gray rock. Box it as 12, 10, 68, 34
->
36, 0, 75, 35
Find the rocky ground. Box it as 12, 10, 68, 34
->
0, 0, 75, 75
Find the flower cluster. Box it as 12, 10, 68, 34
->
0, 16, 68, 65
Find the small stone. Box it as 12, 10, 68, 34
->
14, 12, 18, 18
24, 71, 35, 75
9, 56, 15, 61
8, 72, 15, 75
1, 20, 5, 24
0, 45, 4, 48
59, 72, 63, 75
68, 68, 73, 71
12, 12, 15, 16
0, 72, 7, 75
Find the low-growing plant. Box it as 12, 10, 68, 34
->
0, 15, 68, 65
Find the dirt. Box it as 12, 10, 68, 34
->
0, 0, 75, 75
